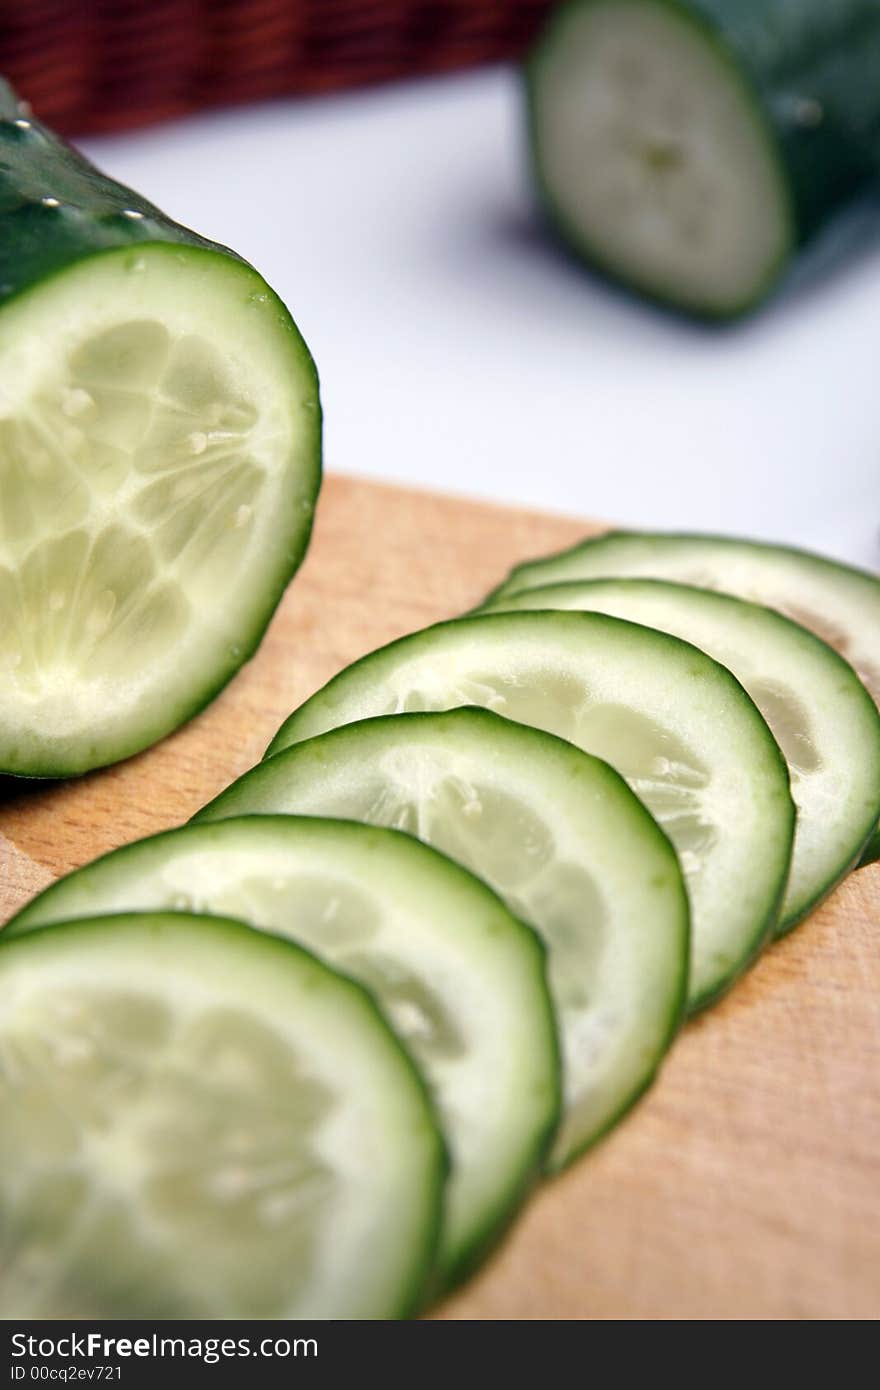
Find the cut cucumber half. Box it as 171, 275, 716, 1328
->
6, 816, 560, 1288
265, 614, 794, 1011
197, 710, 689, 1170
481, 579, 880, 931
0, 911, 444, 1319
486, 532, 880, 711
0, 82, 320, 777
526, 0, 880, 316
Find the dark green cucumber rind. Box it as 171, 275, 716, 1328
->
483, 528, 880, 611
525, 0, 880, 318
198, 708, 690, 1159
0, 910, 447, 1321
682, 0, 880, 239
479, 578, 880, 936
4, 815, 561, 1294
858, 829, 880, 868
0, 78, 235, 301
1, 244, 321, 781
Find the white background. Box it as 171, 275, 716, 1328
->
82, 67, 880, 567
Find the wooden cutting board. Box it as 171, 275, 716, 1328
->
2, 474, 878, 1321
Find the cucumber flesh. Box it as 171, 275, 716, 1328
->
527, 0, 880, 316
264, 615, 794, 1011
0, 89, 320, 777
481, 579, 880, 931
0, 912, 444, 1319
6, 817, 559, 1288
197, 710, 689, 1171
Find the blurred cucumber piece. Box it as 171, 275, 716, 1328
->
526, 0, 880, 315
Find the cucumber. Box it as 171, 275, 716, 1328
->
264, 614, 794, 1011
196, 710, 690, 1170
6, 816, 560, 1288
526, 0, 880, 316
481, 579, 880, 932
486, 532, 880, 711
0, 80, 321, 777
0, 911, 444, 1319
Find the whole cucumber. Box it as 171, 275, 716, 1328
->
525, 0, 880, 315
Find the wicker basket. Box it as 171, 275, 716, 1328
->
0, 1, 556, 135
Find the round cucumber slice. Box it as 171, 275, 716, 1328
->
6, 817, 560, 1288
196, 709, 690, 1171
0, 911, 444, 1319
0, 243, 320, 777
526, 0, 793, 315
481, 579, 880, 932
264, 614, 794, 1011
486, 531, 880, 711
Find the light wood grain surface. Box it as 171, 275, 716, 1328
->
1, 474, 878, 1321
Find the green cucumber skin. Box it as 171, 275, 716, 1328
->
526, 0, 880, 317
0, 78, 226, 303
684, 0, 880, 241
858, 829, 880, 868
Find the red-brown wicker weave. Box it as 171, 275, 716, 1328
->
0, 1, 557, 135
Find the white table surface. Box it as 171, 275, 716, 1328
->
82, 67, 880, 568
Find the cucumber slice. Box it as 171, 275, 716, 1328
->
487, 532, 880, 711
197, 710, 689, 1170
526, 0, 880, 316
6, 817, 559, 1288
264, 614, 794, 1011
0, 912, 444, 1319
481, 579, 880, 931
0, 82, 320, 777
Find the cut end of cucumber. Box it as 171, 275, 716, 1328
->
0, 244, 320, 777
528, 0, 794, 315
